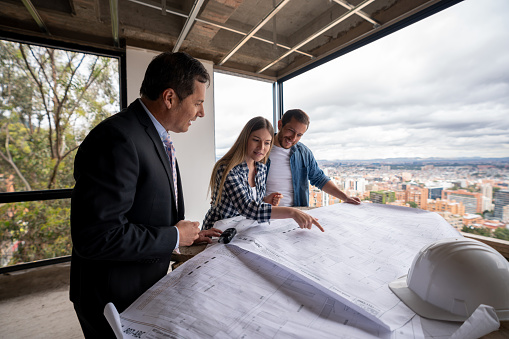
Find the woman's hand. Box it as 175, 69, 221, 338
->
264, 192, 283, 206
290, 208, 324, 232
193, 228, 223, 244
270, 207, 324, 232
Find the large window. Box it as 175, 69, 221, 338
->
282, 0, 509, 238
0, 40, 120, 192
0, 40, 120, 268
283, 0, 508, 161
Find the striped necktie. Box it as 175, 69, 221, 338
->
162, 133, 178, 209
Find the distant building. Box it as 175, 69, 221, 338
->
395, 190, 406, 201
482, 196, 493, 212
370, 191, 395, 204
427, 187, 443, 200
503, 205, 509, 223
494, 190, 509, 221
481, 184, 493, 199
343, 178, 366, 193
462, 216, 505, 232
401, 172, 412, 181
365, 183, 378, 191
309, 186, 323, 208
406, 186, 428, 209
458, 179, 468, 188
483, 220, 505, 230
427, 199, 465, 215
355, 178, 366, 193
482, 179, 496, 186
322, 190, 330, 206
443, 189, 482, 214
481, 184, 494, 211
462, 214, 483, 227
440, 212, 463, 230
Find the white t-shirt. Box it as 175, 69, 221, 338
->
266, 145, 294, 207
250, 185, 257, 201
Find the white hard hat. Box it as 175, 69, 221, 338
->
389, 237, 509, 322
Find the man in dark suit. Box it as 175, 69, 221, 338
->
70, 52, 221, 338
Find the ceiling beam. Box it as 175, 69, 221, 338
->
109, 0, 120, 47
194, 18, 313, 58
21, 0, 50, 35
333, 0, 380, 28
173, 0, 206, 52
218, 0, 291, 66
258, 0, 376, 74
127, 0, 312, 58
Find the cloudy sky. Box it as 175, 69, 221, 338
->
214, 0, 509, 161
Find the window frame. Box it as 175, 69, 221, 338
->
0, 30, 127, 273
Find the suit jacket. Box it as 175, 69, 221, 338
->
70, 99, 184, 313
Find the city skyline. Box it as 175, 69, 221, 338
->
214, 0, 509, 161
307, 159, 509, 227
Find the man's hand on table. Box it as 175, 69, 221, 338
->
193, 228, 223, 244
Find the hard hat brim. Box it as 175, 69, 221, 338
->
389, 275, 468, 322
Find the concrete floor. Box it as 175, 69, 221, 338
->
1, 256, 508, 339
0, 247, 203, 339
0, 287, 82, 338
0, 263, 83, 339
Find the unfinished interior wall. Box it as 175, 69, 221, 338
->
126, 47, 216, 223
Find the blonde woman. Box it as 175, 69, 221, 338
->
203, 116, 323, 232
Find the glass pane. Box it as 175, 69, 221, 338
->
0, 40, 120, 192
213, 72, 273, 159
284, 0, 508, 161
1, 199, 71, 267
282, 0, 509, 239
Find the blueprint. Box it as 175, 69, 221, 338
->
222, 203, 461, 331
114, 203, 462, 339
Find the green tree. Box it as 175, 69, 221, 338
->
494, 228, 509, 241
461, 226, 492, 237
0, 41, 119, 266
408, 201, 418, 208
0, 41, 118, 190
466, 184, 478, 193
1, 200, 71, 265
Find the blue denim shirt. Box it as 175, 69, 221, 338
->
267, 142, 330, 206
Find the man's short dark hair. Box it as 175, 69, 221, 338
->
140, 52, 210, 101
281, 109, 310, 128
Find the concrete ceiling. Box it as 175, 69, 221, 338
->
0, 0, 460, 81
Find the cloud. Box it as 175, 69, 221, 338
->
215, 0, 509, 160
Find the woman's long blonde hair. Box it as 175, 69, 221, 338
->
209, 116, 274, 206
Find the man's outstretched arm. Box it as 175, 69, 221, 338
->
321, 181, 361, 204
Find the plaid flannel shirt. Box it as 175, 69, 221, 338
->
202, 161, 272, 230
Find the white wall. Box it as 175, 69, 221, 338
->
126, 47, 215, 224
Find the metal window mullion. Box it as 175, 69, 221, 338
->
173, 0, 206, 52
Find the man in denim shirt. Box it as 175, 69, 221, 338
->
266, 109, 361, 207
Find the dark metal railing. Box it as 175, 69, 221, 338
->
0, 189, 72, 203
0, 256, 71, 274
